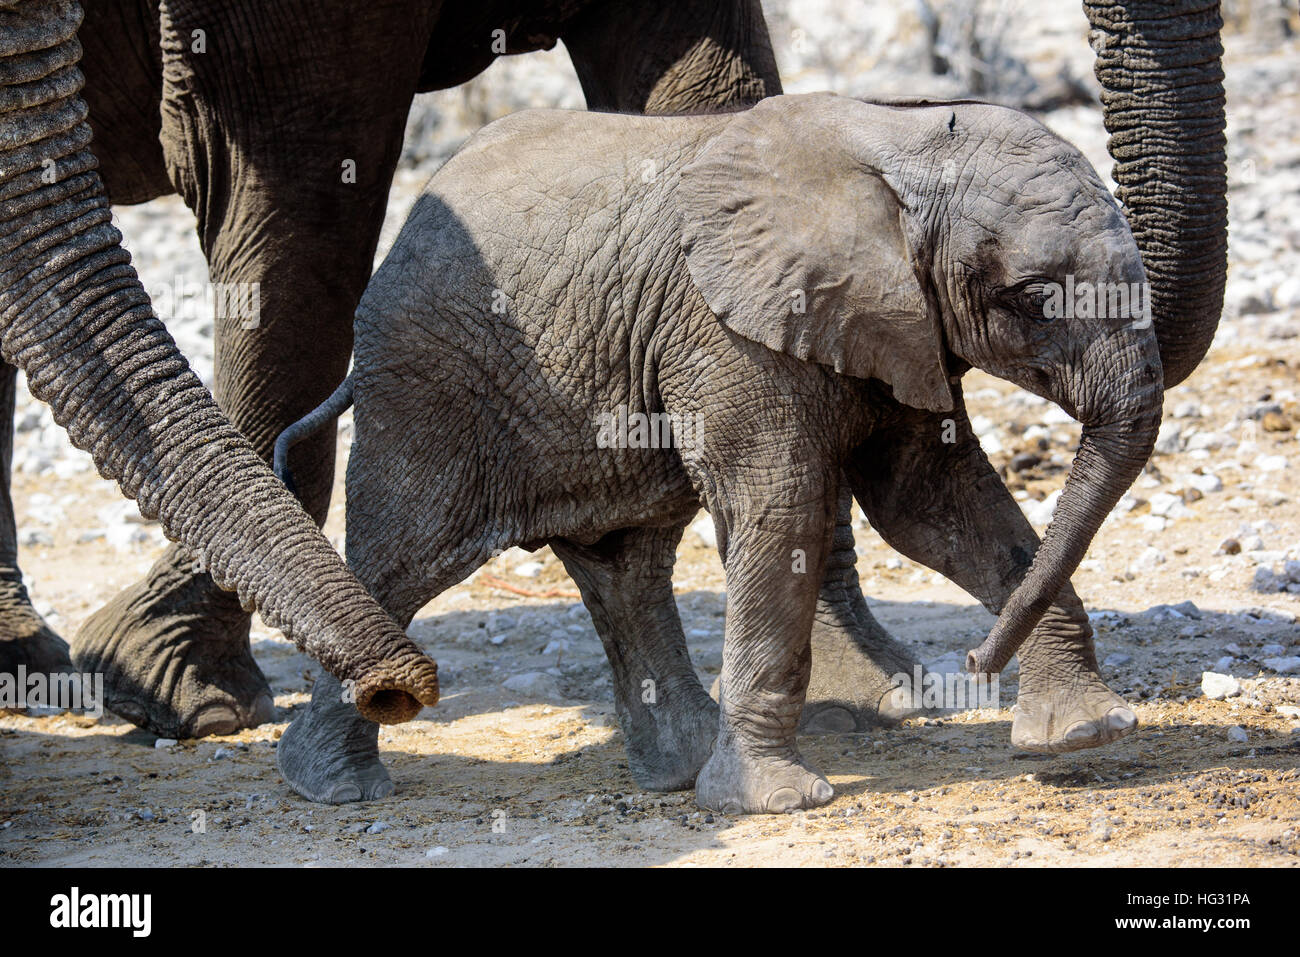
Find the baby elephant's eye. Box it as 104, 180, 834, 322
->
1017, 283, 1056, 323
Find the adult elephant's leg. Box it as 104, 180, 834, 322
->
849, 397, 1136, 754
562, 0, 782, 111
800, 483, 929, 733
0, 361, 73, 677
551, 526, 718, 792
72, 0, 434, 739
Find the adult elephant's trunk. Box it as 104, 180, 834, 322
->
1084, 0, 1228, 387
967, 334, 1163, 674
0, 0, 437, 723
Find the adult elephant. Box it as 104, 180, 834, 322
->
0, 0, 441, 726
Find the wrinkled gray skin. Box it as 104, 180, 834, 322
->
1, 0, 921, 741
0, 0, 441, 725
281, 94, 1166, 813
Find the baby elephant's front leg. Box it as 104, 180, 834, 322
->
695, 501, 836, 814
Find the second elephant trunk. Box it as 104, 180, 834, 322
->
0, 0, 436, 723
1084, 0, 1228, 387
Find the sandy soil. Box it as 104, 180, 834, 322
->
3, 334, 1298, 867
2, 15, 1299, 868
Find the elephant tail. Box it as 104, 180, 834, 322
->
273, 374, 355, 496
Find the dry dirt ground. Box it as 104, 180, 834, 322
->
3, 39, 1300, 868
3, 339, 1298, 868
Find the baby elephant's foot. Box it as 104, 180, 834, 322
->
278, 682, 393, 804
1011, 664, 1138, 754
623, 690, 719, 792
695, 737, 833, 814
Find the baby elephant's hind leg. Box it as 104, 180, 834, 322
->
552, 526, 718, 791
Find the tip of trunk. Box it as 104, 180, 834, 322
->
353, 653, 440, 724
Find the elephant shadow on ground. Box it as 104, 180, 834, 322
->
4, 593, 1297, 865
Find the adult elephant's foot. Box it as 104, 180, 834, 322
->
799, 595, 930, 734
621, 682, 719, 792
278, 673, 393, 804
696, 733, 834, 814
71, 545, 273, 738
0, 577, 73, 678
1010, 630, 1138, 753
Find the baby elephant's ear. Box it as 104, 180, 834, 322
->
677, 94, 954, 413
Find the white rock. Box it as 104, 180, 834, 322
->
511, 561, 543, 579
1213, 656, 1236, 673
365, 821, 390, 834
1187, 432, 1232, 451
154, 738, 177, 749
1261, 656, 1300, 674
1132, 547, 1166, 572
1201, 672, 1240, 700
1020, 490, 1061, 527
426, 846, 449, 858
1226, 725, 1250, 744
1153, 421, 1183, 454
1275, 274, 1300, 308
1185, 472, 1223, 493
1255, 454, 1288, 472
1277, 705, 1300, 719
691, 515, 717, 549
1251, 567, 1281, 593
502, 672, 563, 698
978, 432, 1004, 456
1149, 492, 1191, 518
1260, 643, 1286, 657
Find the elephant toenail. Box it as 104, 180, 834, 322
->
368, 780, 396, 800
189, 705, 240, 738
1106, 707, 1137, 733
1064, 721, 1097, 743
766, 787, 804, 813
877, 689, 922, 724
328, 784, 364, 804
110, 700, 146, 725
811, 778, 834, 804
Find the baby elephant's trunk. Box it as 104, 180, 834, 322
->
274, 375, 355, 494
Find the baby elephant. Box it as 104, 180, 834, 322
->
277, 92, 1161, 814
